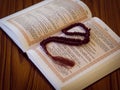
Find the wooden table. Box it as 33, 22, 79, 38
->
0, 0, 120, 90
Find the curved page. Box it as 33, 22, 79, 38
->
0, 0, 91, 52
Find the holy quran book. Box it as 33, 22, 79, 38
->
0, 0, 120, 90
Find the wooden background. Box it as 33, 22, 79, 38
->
0, 0, 120, 90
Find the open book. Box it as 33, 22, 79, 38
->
0, 0, 120, 90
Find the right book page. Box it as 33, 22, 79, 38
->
26, 17, 120, 90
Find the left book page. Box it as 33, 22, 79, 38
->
0, 0, 91, 52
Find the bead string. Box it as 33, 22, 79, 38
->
40, 23, 90, 67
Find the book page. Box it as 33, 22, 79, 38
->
27, 17, 120, 83
3, 0, 91, 48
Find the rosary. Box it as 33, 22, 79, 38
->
40, 23, 90, 67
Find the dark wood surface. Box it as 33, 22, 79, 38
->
0, 0, 120, 90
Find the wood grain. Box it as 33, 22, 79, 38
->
0, 0, 120, 90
